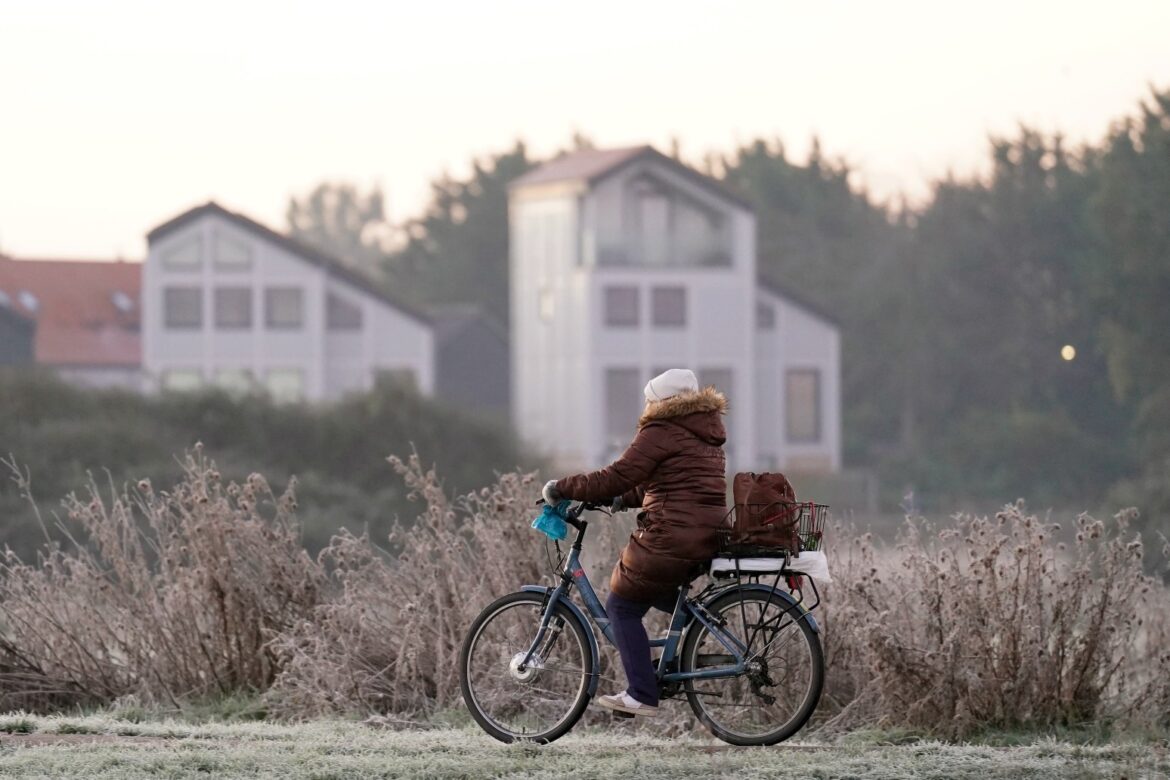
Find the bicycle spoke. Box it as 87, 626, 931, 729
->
463, 597, 590, 741
683, 591, 822, 744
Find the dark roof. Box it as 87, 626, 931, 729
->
756, 276, 841, 328
427, 303, 507, 345
510, 146, 754, 211
0, 256, 141, 366
148, 202, 430, 325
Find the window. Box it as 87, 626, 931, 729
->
327, 292, 363, 330
604, 368, 643, 449
651, 286, 686, 327
17, 290, 39, 312
214, 287, 252, 329
214, 368, 253, 395
786, 369, 822, 443
266, 369, 304, 403
161, 236, 202, 270
161, 369, 202, 392
164, 287, 202, 329
538, 287, 555, 322
604, 286, 639, 327
265, 287, 304, 329
756, 301, 775, 330
111, 291, 135, 313
214, 233, 253, 270
699, 368, 734, 447
375, 367, 418, 392
699, 368, 733, 395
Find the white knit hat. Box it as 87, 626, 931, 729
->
644, 368, 698, 402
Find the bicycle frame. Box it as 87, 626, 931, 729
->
516, 512, 814, 692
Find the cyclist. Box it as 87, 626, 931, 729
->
542, 368, 728, 717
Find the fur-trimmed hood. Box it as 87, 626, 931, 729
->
639, 386, 728, 446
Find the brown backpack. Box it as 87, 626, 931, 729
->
728, 472, 801, 552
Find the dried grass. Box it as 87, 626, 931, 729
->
819, 503, 1170, 736
2, 451, 1167, 739
0, 447, 321, 711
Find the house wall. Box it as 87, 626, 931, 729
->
509, 192, 591, 467
0, 309, 34, 365
511, 157, 761, 472
433, 318, 510, 419
144, 211, 431, 402
754, 288, 841, 472
55, 365, 143, 391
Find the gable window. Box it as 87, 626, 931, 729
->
327, 292, 363, 330
161, 368, 202, 392
214, 233, 253, 271
757, 301, 776, 330
375, 367, 418, 392
266, 368, 304, 403
604, 286, 639, 327
265, 287, 304, 329
786, 369, 822, 443
161, 235, 202, 270
164, 287, 202, 329
651, 286, 686, 327
214, 287, 252, 329
214, 368, 253, 395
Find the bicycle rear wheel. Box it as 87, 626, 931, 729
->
460, 591, 593, 743
680, 587, 823, 746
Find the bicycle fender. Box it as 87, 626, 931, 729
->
520, 585, 602, 696
703, 583, 820, 634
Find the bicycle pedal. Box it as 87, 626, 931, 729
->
611, 710, 635, 720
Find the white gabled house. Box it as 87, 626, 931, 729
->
143, 202, 433, 402
508, 146, 841, 473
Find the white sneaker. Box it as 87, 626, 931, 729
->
596, 691, 659, 717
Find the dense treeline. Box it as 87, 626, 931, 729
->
287, 89, 1170, 543
0, 370, 534, 560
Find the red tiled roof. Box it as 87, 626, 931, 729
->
0, 256, 142, 367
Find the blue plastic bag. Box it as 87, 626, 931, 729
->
531, 501, 571, 540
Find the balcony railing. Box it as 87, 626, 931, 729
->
594, 238, 733, 269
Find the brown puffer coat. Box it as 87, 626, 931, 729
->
555, 387, 728, 602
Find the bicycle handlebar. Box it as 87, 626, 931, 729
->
535, 499, 600, 531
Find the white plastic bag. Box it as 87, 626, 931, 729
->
787, 550, 832, 583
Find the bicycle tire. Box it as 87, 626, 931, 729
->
680, 586, 824, 746
460, 591, 594, 743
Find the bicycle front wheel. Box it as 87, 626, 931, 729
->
459, 591, 593, 743
681, 587, 824, 746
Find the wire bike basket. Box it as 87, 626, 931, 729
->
716, 501, 829, 558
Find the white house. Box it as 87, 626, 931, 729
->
508, 146, 841, 473
143, 202, 433, 402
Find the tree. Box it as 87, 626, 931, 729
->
385, 142, 534, 323
720, 139, 911, 463
1092, 88, 1170, 550
286, 183, 390, 274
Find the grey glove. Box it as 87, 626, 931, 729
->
542, 480, 562, 505
610, 495, 624, 512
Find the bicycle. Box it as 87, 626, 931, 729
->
459, 500, 827, 745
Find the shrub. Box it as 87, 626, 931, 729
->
0, 448, 322, 712
820, 503, 1170, 736
266, 453, 629, 717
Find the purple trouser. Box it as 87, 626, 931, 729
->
605, 591, 679, 707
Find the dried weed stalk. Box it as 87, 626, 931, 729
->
0, 447, 321, 711
821, 502, 1170, 736
266, 453, 587, 717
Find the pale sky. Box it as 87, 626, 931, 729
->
1, 0, 1167, 258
